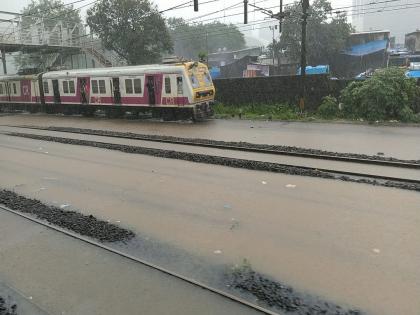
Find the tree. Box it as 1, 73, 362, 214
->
87, 0, 172, 65
340, 67, 420, 122
279, 0, 352, 67
168, 18, 246, 60
14, 0, 81, 71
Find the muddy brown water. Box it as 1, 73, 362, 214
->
0, 211, 263, 315
1, 114, 420, 159
0, 133, 419, 315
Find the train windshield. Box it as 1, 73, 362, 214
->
203, 71, 212, 86
190, 74, 200, 88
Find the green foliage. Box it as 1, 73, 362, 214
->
168, 18, 245, 60
280, 0, 352, 65
198, 52, 207, 62
14, 0, 81, 70
87, 0, 172, 65
317, 96, 339, 119
213, 103, 300, 120
340, 67, 420, 122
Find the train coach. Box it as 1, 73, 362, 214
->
0, 61, 215, 121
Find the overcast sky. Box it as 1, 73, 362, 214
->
2, 0, 353, 26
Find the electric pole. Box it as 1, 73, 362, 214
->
194, 0, 198, 12
244, 0, 248, 24
279, 0, 283, 32
299, 0, 309, 111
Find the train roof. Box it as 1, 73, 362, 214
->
42, 63, 195, 79
0, 74, 39, 81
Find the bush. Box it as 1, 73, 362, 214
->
213, 103, 300, 120
340, 67, 420, 122
317, 96, 340, 119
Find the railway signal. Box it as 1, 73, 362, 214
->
194, 0, 199, 11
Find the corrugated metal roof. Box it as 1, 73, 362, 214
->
344, 39, 388, 56
406, 70, 420, 78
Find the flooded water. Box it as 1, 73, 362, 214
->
1, 114, 420, 159
0, 211, 262, 315
0, 133, 419, 315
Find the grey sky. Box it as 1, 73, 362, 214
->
2, 0, 353, 25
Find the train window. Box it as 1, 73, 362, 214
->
99, 80, 106, 94
133, 79, 142, 94
0, 84, 3, 95
69, 81, 75, 94
12, 83, 17, 94
165, 77, 171, 94
177, 77, 183, 94
63, 81, 69, 94
43, 81, 49, 94
125, 79, 133, 94
91, 80, 99, 94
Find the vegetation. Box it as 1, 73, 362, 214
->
275, 0, 352, 66
340, 67, 420, 122
216, 68, 420, 124
167, 18, 245, 60
213, 103, 301, 120
14, 0, 81, 71
87, 0, 172, 64
316, 96, 340, 119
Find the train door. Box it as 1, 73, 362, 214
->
176, 76, 183, 106
52, 79, 61, 104
146, 76, 156, 105
112, 78, 121, 104
78, 78, 89, 104
5, 82, 11, 102
21, 80, 31, 103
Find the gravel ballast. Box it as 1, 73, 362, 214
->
230, 264, 362, 315
22, 125, 420, 165
0, 190, 135, 243
0, 297, 17, 315
7, 132, 420, 193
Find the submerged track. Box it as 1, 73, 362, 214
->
2, 124, 420, 169
0, 203, 277, 315
4, 131, 420, 193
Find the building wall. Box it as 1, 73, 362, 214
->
405, 32, 420, 52
352, 0, 420, 44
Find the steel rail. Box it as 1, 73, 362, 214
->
0, 204, 278, 315
3, 124, 420, 170
4, 131, 420, 188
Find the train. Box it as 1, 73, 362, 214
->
0, 61, 215, 121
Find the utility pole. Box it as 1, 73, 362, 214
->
194, 0, 198, 12
205, 31, 209, 66
279, 0, 283, 32
244, 0, 248, 24
299, 0, 309, 112
0, 48, 6, 75
269, 25, 277, 66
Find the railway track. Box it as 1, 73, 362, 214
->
0, 202, 278, 315
3, 130, 420, 192
0, 189, 365, 315
2, 124, 419, 169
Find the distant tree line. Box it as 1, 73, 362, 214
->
15, 0, 351, 70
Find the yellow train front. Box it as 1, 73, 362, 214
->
184, 61, 215, 121
0, 61, 215, 122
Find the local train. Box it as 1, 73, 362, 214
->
0, 61, 215, 121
